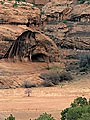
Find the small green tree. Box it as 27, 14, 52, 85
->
77, 113, 90, 120
61, 97, 90, 120
71, 97, 88, 107
5, 114, 15, 120
66, 106, 83, 120
35, 112, 55, 120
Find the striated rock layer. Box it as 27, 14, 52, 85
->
0, 0, 40, 23
41, 0, 90, 50
42, 0, 90, 22
0, 0, 40, 57
3, 29, 60, 62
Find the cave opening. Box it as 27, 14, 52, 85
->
31, 53, 48, 62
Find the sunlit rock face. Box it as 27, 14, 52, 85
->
3, 29, 60, 62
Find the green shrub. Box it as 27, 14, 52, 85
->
79, 53, 90, 72
60, 72, 73, 81
13, 2, 18, 7
49, 66, 62, 73
0, 0, 5, 5
34, 112, 55, 120
77, 113, 90, 120
40, 80, 54, 87
66, 106, 83, 120
59, 20, 67, 24
40, 71, 73, 87
40, 11, 45, 15
61, 97, 90, 120
77, 0, 86, 4
5, 114, 15, 120
62, 20, 67, 24
71, 97, 88, 107
40, 72, 61, 86
22, 80, 36, 88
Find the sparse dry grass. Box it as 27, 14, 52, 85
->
0, 73, 90, 120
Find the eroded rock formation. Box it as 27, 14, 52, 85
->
42, 0, 90, 23
67, 3, 90, 22
41, 0, 73, 22
0, 1, 40, 24
0, 0, 41, 58
43, 22, 69, 48
41, 1, 90, 50
3, 29, 60, 62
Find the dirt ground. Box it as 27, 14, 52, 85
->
0, 76, 90, 120
0, 60, 90, 120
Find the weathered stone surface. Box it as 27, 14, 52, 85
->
42, 0, 73, 21
44, 21, 90, 50
0, 0, 40, 23
0, 0, 40, 57
27, 0, 50, 5
41, 1, 90, 50
3, 28, 60, 62
42, 0, 90, 22
67, 3, 90, 22
43, 22, 69, 47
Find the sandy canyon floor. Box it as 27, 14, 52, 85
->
0, 78, 90, 120
0, 60, 90, 120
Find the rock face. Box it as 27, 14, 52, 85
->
0, 1, 40, 23
43, 21, 90, 50
0, 25, 30, 58
42, 0, 73, 22
42, 0, 90, 23
67, 2, 90, 22
27, 0, 50, 5
41, 0, 90, 50
0, 0, 40, 58
0, 0, 41, 40
3, 29, 60, 62
43, 22, 69, 48
66, 22, 90, 50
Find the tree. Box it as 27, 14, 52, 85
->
71, 97, 88, 107
34, 112, 55, 120
25, 88, 32, 97
61, 97, 90, 120
5, 114, 15, 120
